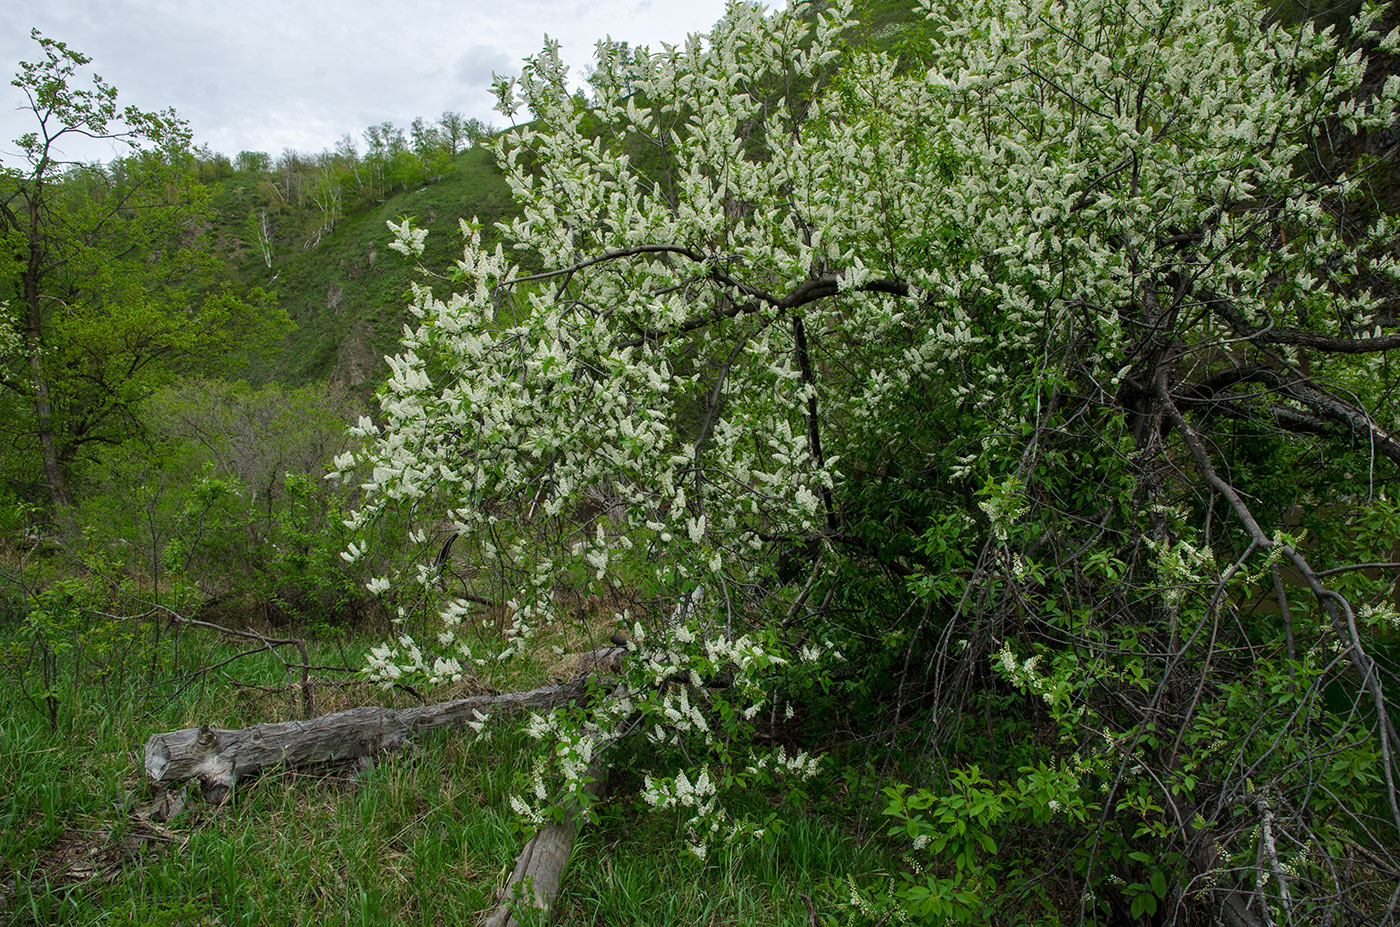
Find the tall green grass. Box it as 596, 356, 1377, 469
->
0, 621, 887, 926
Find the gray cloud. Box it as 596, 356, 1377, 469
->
454, 44, 515, 91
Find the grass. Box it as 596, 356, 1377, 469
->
561, 809, 887, 925
0, 614, 892, 926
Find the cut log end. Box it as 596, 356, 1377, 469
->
144, 735, 171, 782
198, 772, 234, 805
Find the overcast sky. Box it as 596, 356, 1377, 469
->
0, 0, 737, 166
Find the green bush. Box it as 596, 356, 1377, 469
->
76, 377, 385, 628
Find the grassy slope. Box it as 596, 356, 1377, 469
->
221, 145, 516, 391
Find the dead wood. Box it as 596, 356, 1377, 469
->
482, 759, 610, 927
483, 673, 643, 927
144, 648, 623, 802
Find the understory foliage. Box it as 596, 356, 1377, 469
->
2, 378, 386, 731
342, 0, 1400, 921
79, 379, 377, 627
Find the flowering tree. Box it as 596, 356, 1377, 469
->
342, 0, 1400, 920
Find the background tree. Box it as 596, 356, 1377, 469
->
409, 116, 443, 157
437, 110, 469, 154
270, 148, 308, 206
0, 31, 288, 511
306, 151, 344, 247
233, 149, 271, 173
438, 110, 492, 154
245, 207, 274, 269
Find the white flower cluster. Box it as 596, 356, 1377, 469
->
385, 218, 428, 258
641, 766, 733, 860
995, 644, 1043, 692
1356, 602, 1400, 632
1147, 536, 1218, 607
509, 711, 611, 828
746, 745, 822, 780
365, 634, 468, 688
978, 481, 1029, 543
629, 613, 792, 748
0, 302, 21, 359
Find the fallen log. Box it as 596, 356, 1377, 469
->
483, 758, 610, 927
145, 652, 622, 802
478, 598, 705, 923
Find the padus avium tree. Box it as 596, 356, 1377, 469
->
341, 0, 1400, 921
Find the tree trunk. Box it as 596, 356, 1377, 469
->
483, 759, 610, 927
24, 269, 72, 510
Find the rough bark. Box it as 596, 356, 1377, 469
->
482, 675, 637, 927
482, 759, 610, 927
144, 660, 620, 802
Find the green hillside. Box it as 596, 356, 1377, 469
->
207, 145, 514, 389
